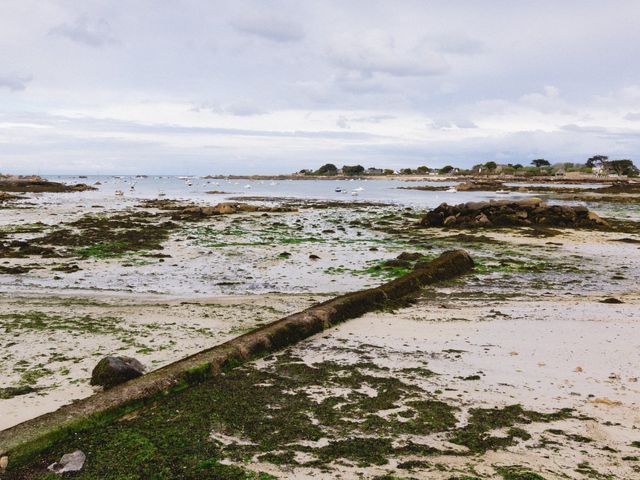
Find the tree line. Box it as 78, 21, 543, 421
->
300, 156, 638, 177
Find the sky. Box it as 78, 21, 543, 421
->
1, 0, 640, 175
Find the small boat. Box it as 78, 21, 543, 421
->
351, 191, 359, 196
115, 190, 124, 196
335, 187, 343, 193
446, 187, 457, 192
495, 189, 509, 195
158, 192, 166, 197
244, 184, 252, 189
354, 187, 364, 192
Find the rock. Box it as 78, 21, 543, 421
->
443, 215, 457, 226
475, 213, 491, 225
90, 356, 146, 389
47, 450, 86, 474
382, 259, 411, 269
516, 197, 543, 207
413, 260, 431, 270
0, 456, 8, 470
396, 252, 423, 261
216, 203, 237, 214
278, 251, 291, 258
464, 201, 490, 212
455, 180, 505, 191
586, 211, 609, 227
600, 297, 624, 304
309, 254, 320, 260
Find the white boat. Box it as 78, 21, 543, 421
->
244, 184, 252, 189
495, 189, 510, 194
354, 187, 364, 192
351, 191, 359, 196
115, 190, 124, 196
446, 187, 457, 192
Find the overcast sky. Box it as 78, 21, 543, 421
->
1, 0, 640, 174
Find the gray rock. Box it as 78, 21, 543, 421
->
47, 450, 86, 474
90, 356, 146, 389
396, 252, 423, 261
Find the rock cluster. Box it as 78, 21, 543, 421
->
420, 198, 609, 229
455, 180, 505, 191
0, 176, 95, 193
171, 202, 295, 220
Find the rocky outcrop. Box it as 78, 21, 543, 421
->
0, 177, 95, 193
170, 202, 296, 220
0, 192, 19, 202
420, 198, 609, 229
90, 356, 146, 389
455, 180, 505, 191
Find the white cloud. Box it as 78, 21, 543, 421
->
192, 100, 266, 116
50, 15, 116, 47
431, 34, 485, 55
328, 31, 449, 77
231, 13, 304, 42
0, 73, 32, 91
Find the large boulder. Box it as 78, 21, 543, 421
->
90, 356, 146, 389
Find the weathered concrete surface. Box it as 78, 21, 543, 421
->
0, 249, 473, 458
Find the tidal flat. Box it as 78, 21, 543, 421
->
1, 177, 639, 479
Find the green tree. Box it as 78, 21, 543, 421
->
342, 165, 365, 176
415, 165, 429, 173
316, 163, 338, 175
484, 161, 497, 171
606, 159, 638, 176
439, 165, 455, 174
586, 155, 608, 168
531, 159, 551, 168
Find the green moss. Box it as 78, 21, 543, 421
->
78, 240, 131, 258
450, 405, 572, 453
3, 354, 574, 478
0, 385, 38, 399
496, 465, 546, 480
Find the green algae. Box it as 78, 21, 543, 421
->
496, 465, 547, 480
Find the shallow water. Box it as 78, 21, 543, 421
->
44, 175, 532, 208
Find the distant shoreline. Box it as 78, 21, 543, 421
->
201, 174, 633, 184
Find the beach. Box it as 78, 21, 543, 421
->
1, 175, 639, 479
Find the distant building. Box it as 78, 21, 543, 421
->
366, 168, 384, 175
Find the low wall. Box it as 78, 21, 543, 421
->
0, 249, 474, 462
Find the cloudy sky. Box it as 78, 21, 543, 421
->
2, 0, 640, 174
